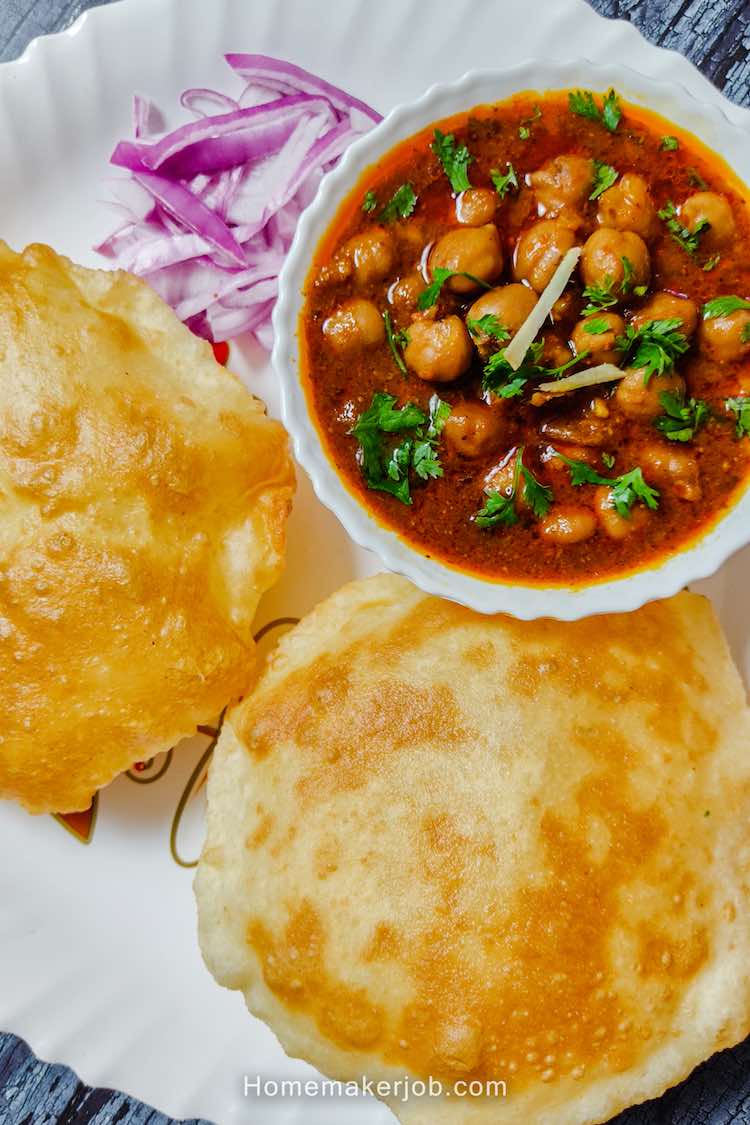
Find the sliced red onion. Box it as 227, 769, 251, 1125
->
225, 54, 382, 125
97, 55, 380, 347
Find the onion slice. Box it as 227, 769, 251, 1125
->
503, 247, 582, 371
97, 55, 380, 346
536, 363, 627, 394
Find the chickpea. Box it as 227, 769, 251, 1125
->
550, 289, 580, 324
456, 188, 497, 227
429, 225, 504, 293
614, 368, 685, 420
698, 309, 750, 363
596, 173, 658, 240
514, 219, 580, 293
571, 311, 626, 366
343, 227, 395, 285
541, 332, 573, 368
529, 155, 593, 217
594, 486, 649, 540
322, 298, 385, 353
444, 402, 504, 457
539, 506, 597, 544
580, 229, 650, 295
640, 443, 702, 502
388, 272, 425, 311
403, 316, 473, 383
540, 407, 615, 448
680, 192, 735, 252
631, 292, 698, 337
466, 284, 537, 357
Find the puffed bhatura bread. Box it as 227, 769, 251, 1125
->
0, 242, 294, 814
196, 574, 750, 1125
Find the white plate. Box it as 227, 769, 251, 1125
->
0, 1, 749, 1123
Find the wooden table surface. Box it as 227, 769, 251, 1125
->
1, 1, 750, 1123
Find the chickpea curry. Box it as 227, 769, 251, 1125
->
301, 89, 750, 584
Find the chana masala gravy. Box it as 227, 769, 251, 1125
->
301, 89, 750, 584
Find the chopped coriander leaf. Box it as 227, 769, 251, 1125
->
411, 394, 451, 481
517, 105, 541, 141
483, 340, 585, 398
417, 267, 491, 310
615, 317, 690, 383
431, 129, 473, 193
688, 167, 708, 189
742, 322, 750, 344
466, 313, 510, 343
475, 488, 519, 528
658, 199, 710, 255
491, 163, 519, 198
351, 392, 427, 504
661, 136, 679, 151
380, 182, 417, 222
383, 309, 409, 376
726, 396, 750, 438
589, 160, 618, 201
703, 254, 721, 272
554, 451, 660, 517
582, 275, 618, 315
519, 463, 553, 518
702, 295, 750, 319
474, 447, 553, 527
654, 391, 710, 442
482, 340, 545, 398
602, 452, 616, 469
583, 316, 612, 335
568, 88, 621, 132
620, 255, 648, 297
362, 189, 378, 213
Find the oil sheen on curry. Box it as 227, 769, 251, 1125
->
300, 88, 750, 584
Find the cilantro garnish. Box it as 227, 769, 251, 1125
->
362, 189, 378, 213
554, 451, 660, 517
688, 168, 708, 190
568, 88, 621, 132
483, 341, 585, 399
352, 392, 427, 504
654, 391, 710, 442
702, 295, 750, 320
658, 200, 710, 256
582, 316, 612, 335
466, 313, 510, 344
517, 105, 542, 141
352, 392, 452, 502
383, 309, 409, 376
725, 397, 750, 439
703, 254, 721, 272
620, 255, 648, 297
661, 136, 679, 151
379, 182, 417, 222
602, 452, 616, 469
431, 129, 473, 193
491, 163, 519, 198
589, 160, 618, 201
742, 322, 750, 344
417, 267, 491, 310
582, 275, 618, 315
474, 446, 552, 528
615, 317, 690, 383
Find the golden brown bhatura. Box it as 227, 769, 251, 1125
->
196, 573, 750, 1125
0, 243, 294, 814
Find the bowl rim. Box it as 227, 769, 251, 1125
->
272, 56, 750, 620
